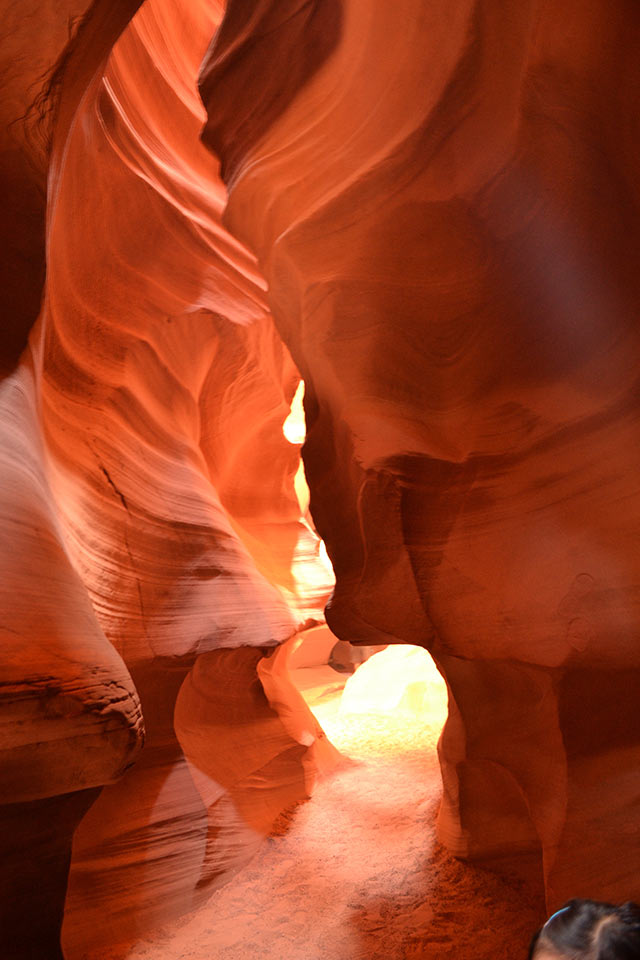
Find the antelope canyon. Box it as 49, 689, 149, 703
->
1, 1, 639, 959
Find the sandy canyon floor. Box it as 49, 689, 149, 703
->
86, 662, 545, 960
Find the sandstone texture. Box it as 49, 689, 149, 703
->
201, 0, 640, 909
1, 1, 334, 956
1, 1, 639, 957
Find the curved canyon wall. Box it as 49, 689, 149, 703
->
1, 0, 640, 957
1, 1, 336, 957
200, 0, 640, 909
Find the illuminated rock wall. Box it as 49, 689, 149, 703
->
200, 0, 640, 907
1, 1, 335, 957
2, 0, 640, 956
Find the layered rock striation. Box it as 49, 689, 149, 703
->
1, 1, 335, 956
2, 1, 640, 956
201, 0, 640, 907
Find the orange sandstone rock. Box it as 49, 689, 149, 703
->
2, 0, 336, 956
201, 0, 640, 908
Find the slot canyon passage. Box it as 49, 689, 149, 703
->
1, 1, 640, 958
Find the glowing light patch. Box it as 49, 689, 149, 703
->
339, 645, 448, 721
283, 380, 306, 444
293, 460, 310, 516
283, 380, 311, 515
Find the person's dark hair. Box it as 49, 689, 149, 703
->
528, 898, 640, 959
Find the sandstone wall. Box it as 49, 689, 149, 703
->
201, 0, 640, 908
1, 1, 334, 956
2, 2, 639, 956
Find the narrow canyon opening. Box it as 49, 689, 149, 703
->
280, 380, 450, 783
69, 390, 541, 960
4, 1, 640, 958
81, 630, 545, 960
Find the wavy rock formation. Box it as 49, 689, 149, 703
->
201, 0, 640, 908
1, 1, 336, 957
3, 0, 640, 956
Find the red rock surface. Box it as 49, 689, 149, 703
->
74, 661, 545, 960
1, 0, 639, 957
2, 1, 335, 956
201, 0, 640, 911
